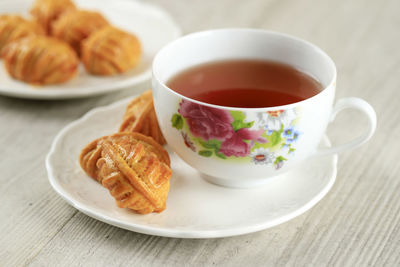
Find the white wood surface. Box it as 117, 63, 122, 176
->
1, 0, 400, 266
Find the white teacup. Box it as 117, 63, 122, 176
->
152, 29, 376, 188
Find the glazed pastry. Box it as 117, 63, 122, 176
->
30, 0, 76, 34
52, 10, 109, 55
80, 132, 172, 214
0, 15, 45, 52
120, 90, 166, 145
81, 25, 141, 75
1, 36, 79, 85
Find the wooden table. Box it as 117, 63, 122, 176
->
1, 0, 399, 265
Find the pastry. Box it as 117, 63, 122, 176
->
120, 90, 166, 145
81, 25, 141, 75
51, 10, 109, 55
0, 15, 45, 53
30, 0, 76, 34
80, 132, 172, 214
1, 36, 79, 85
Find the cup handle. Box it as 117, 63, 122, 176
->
314, 97, 377, 156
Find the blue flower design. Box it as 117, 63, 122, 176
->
282, 127, 295, 138
286, 131, 301, 143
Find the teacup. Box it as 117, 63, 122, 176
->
152, 29, 376, 188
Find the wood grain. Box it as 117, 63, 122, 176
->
0, 0, 399, 266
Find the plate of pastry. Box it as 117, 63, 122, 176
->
0, 0, 181, 99
46, 90, 338, 238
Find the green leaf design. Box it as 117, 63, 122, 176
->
199, 139, 221, 151
232, 120, 254, 131
279, 123, 284, 133
274, 155, 287, 164
269, 131, 281, 146
215, 152, 227, 159
198, 150, 212, 157
171, 113, 183, 129
269, 124, 285, 147
230, 110, 246, 121
230, 110, 254, 131
289, 148, 295, 154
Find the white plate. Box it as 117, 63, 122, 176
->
0, 0, 181, 99
46, 97, 338, 238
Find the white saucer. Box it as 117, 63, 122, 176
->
0, 0, 181, 99
46, 97, 338, 238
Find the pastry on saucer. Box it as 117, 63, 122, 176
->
120, 90, 166, 145
81, 25, 141, 75
30, 0, 76, 34
0, 15, 45, 52
1, 36, 79, 85
80, 132, 171, 214
51, 10, 109, 55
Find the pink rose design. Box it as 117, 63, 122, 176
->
179, 100, 234, 141
219, 134, 250, 157
219, 128, 266, 157
236, 128, 266, 144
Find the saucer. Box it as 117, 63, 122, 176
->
0, 0, 181, 99
46, 96, 337, 238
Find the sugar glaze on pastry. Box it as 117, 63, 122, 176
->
0, 15, 45, 52
120, 90, 167, 145
1, 36, 79, 85
51, 10, 109, 55
30, 0, 76, 34
80, 132, 172, 214
81, 25, 141, 76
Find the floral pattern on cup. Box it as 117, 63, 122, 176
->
171, 99, 301, 169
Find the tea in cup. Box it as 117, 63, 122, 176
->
152, 29, 376, 188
